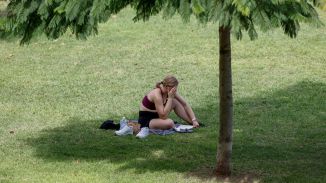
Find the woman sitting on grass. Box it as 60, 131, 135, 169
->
115, 75, 200, 138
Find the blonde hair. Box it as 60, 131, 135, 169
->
156, 75, 179, 88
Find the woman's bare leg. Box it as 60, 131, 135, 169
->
148, 99, 194, 129
172, 99, 192, 124
149, 118, 175, 130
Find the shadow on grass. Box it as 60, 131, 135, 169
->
24, 81, 325, 182
229, 81, 326, 182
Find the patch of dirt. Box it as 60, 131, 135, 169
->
186, 166, 261, 183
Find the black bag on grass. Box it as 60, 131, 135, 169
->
99, 120, 120, 130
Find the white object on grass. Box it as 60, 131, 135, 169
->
174, 125, 193, 132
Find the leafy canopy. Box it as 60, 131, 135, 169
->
1, 0, 322, 44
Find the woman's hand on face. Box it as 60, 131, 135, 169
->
168, 87, 177, 98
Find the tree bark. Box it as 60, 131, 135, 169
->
216, 26, 233, 177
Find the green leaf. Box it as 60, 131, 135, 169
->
232, 0, 250, 16
191, 0, 205, 15
65, 0, 81, 21
54, 1, 67, 14
208, 0, 223, 23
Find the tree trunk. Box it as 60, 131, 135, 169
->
216, 26, 233, 177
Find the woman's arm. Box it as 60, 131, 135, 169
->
153, 89, 175, 119
175, 93, 200, 127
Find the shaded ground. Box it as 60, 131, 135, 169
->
23, 81, 326, 182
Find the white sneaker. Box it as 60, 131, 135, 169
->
136, 127, 149, 139
115, 125, 133, 136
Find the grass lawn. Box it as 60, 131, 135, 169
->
1, 6, 325, 183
